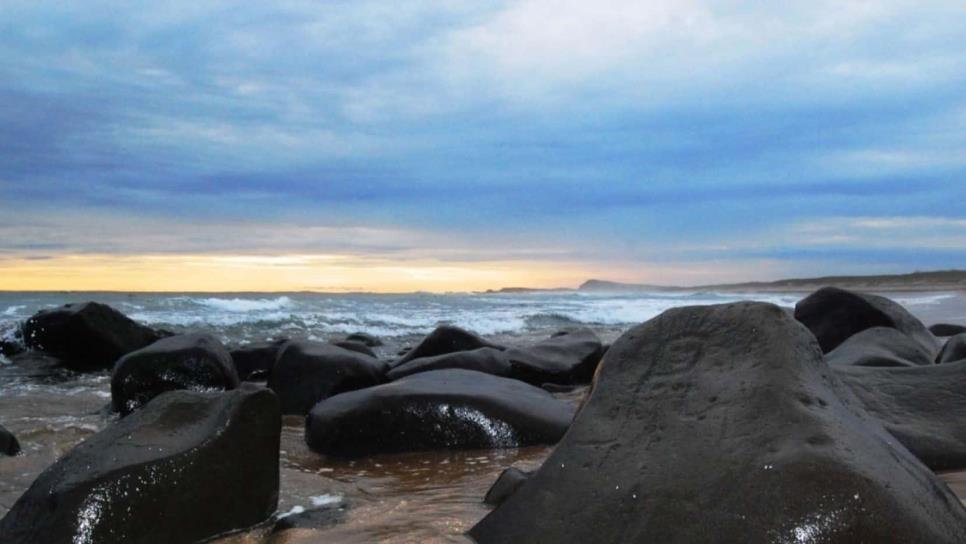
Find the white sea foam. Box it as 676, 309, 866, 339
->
194, 296, 294, 312
310, 494, 343, 507
892, 293, 956, 306
2, 305, 25, 316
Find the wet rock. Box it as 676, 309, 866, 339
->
393, 326, 504, 366
930, 323, 966, 337
231, 338, 288, 381
483, 467, 530, 506
794, 287, 939, 355
539, 383, 580, 393
332, 340, 377, 358
387, 348, 510, 381
269, 340, 387, 415
937, 333, 966, 364
306, 369, 574, 458
344, 332, 382, 347
0, 385, 281, 543
825, 327, 934, 367
837, 360, 966, 470
111, 333, 240, 416
470, 302, 966, 543
505, 328, 604, 385
0, 339, 23, 357
22, 302, 163, 371
0, 423, 20, 456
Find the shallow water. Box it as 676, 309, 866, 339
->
1, 290, 964, 541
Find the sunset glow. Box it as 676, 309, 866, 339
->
0, 254, 599, 293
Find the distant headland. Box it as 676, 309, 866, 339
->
487, 269, 966, 294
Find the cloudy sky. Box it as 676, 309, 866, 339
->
1, 1, 964, 291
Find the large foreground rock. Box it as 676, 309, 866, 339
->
0, 423, 20, 456
306, 369, 574, 458
938, 333, 966, 364
393, 326, 504, 366
22, 302, 163, 371
505, 328, 604, 385
0, 385, 281, 543
111, 333, 239, 416
794, 287, 939, 355
825, 327, 935, 367
387, 348, 510, 381
836, 360, 966, 470
470, 302, 966, 543
269, 340, 387, 415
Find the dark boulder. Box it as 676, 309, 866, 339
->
0, 339, 23, 357
268, 340, 387, 415
825, 327, 934, 368
930, 323, 966, 337
332, 340, 377, 358
938, 333, 966, 364
306, 369, 574, 458
794, 287, 939, 355
387, 348, 510, 381
230, 338, 288, 381
111, 333, 239, 416
470, 302, 966, 543
836, 360, 966, 469
0, 423, 20, 456
483, 467, 531, 506
22, 302, 163, 371
393, 326, 504, 366
505, 328, 604, 385
344, 332, 382, 347
0, 385, 281, 543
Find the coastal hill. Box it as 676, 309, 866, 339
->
579, 269, 966, 293
488, 270, 966, 294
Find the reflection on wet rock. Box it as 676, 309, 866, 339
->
0, 384, 281, 543
306, 369, 574, 458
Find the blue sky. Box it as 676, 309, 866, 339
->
1, 1, 965, 288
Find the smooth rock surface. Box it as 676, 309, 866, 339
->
22, 302, 163, 371
231, 338, 288, 381
387, 348, 510, 381
269, 340, 387, 415
504, 328, 604, 385
470, 302, 966, 543
937, 333, 966, 364
483, 467, 530, 506
0, 424, 20, 456
111, 333, 240, 416
332, 340, 377, 358
825, 327, 935, 367
794, 287, 939, 355
393, 326, 504, 366
931, 323, 966, 337
836, 360, 966, 470
344, 332, 382, 347
0, 385, 281, 543
306, 369, 574, 458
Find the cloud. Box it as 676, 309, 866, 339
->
0, 1, 965, 287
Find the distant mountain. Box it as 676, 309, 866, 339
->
578, 270, 966, 293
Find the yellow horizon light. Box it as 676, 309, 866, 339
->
0, 253, 595, 293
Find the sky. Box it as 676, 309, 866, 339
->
1, 1, 965, 292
